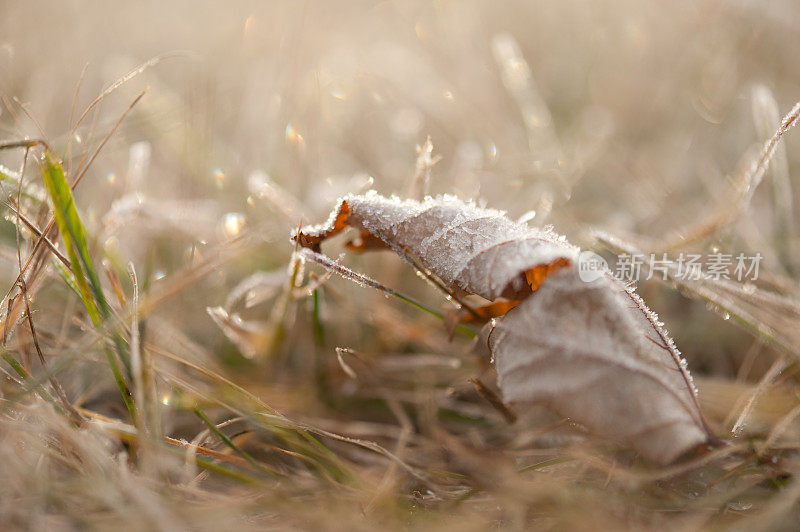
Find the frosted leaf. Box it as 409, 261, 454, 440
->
294, 192, 714, 464
489, 266, 710, 465
296, 192, 578, 300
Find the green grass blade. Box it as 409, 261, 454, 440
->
1, 349, 59, 408
43, 152, 110, 316
41, 151, 134, 419
193, 406, 282, 478
311, 288, 325, 346
52, 255, 97, 317
41, 152, 101, 323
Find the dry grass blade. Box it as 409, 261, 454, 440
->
297, 247, 477, 338
662, 100, 800, 250
469, 378, 517, 424
595, 230, 800, 360
72, 89, 147, 189
752, 85, 795, 273
2, 200, 70, 267
69, 52, 189, 138
729, 355, 788, 436
407, 136, 440, 200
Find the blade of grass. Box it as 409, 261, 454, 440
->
594, 229, 800, 359
53, 257, 84, 300
752, 86, 794, 274
42, 152, 111, 322
310, 286, 332, 400
17, 277, 81, 421
86, 414, 263, 484
661, 100, 800, 250
297, 247, 477, 339
311, 288, 324, 347
1, 349, 59, 408
41, 153, 100, 322
41, 151, 135, 419
0, 326, 109, 413
3, 200, 70, 266
193, 406, 282, 478
156, 366, 353, 483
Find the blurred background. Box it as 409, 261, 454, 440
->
2, 0, 799, 420
1, 1, 800, 527
2, 0, 797, 340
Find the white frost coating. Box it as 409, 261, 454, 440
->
620, 284, 701, 399
328, 192, 578, 300
294, 196, 350, 238
490, 266, 709, 465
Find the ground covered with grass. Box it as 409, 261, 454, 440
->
2, 1, 800, 529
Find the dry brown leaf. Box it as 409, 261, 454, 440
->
294, 192, 716, 464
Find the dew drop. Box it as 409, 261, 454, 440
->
488, 142, 498, 161
221, 212, 246, 238
243, 14, 256, 35
213, 168, 226, 187
285, 123, 304, 144
104, 236, 120, 253
726, 501, 753, 511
